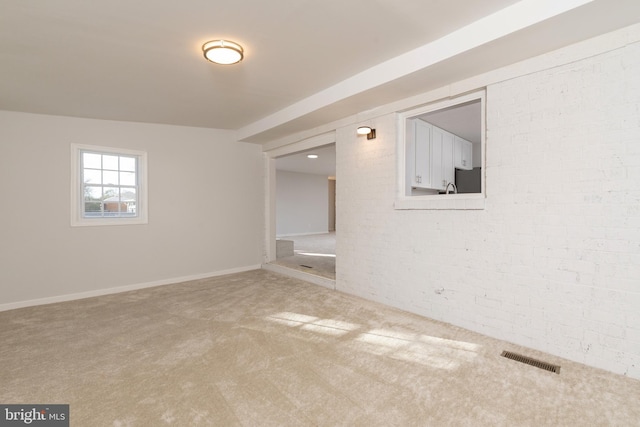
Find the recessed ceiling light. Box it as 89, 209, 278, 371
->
202, 40, 244, 65
307, 154, 319, 159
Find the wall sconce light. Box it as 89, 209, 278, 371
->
357, 126, 376, 140
202, 40, 244, 65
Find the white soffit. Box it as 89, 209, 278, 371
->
238, 0, 637, 143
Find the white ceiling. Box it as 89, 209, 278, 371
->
276, 144, 336, 176
1, 0, 639, 145
418, 100, 482, 144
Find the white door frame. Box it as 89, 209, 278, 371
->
262, 131, 336, 264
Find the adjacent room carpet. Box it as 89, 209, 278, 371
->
272, 232, 335, 280
1, 269, 638, 426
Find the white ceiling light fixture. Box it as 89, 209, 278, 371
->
202, 39, 244, 65
307, 154, 318, 159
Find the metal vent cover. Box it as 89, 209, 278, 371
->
501, 351, 561, 374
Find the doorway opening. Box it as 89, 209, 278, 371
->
262, 133, 337, 288
271, 143, 336, 280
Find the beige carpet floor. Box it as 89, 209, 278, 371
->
273, 233, 335, 280
1, 269, 639, 426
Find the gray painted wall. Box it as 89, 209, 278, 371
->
0, 111, 263, 307
276, 170, 329, 236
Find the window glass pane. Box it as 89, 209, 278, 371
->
83, 169, 102, 184
83, 152, 101, 169
120, 156, 136, 172
103, 155, 119, 171
119, 171, 136, 186
122, 188, 136, 201
84, 201, 102, 214
84, 185, 103, 217
103, 187, 120, 214
103, 187, 119, 200
103, 170, 119, 185
122, 188, 137, 214
84, 186, 102, 200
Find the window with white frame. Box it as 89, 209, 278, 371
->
71, 144, 147, 226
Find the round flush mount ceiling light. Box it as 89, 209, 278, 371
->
307, 154, 319, 159
202, 40, 244, 65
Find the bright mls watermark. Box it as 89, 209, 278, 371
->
0, 405, 68, 426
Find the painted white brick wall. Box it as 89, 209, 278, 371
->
336, 40, 640, 378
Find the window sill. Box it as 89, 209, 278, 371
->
70, 217, 148, 227
394, 193, 485, 210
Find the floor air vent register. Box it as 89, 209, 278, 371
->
501, 351, 561, 374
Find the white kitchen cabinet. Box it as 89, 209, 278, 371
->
411, 119, 432, 189
409, 119, 455, 191
431, 125, 455, 191
454, 136, 473, 170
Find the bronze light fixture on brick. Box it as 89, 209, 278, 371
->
357, 126, 376, 140
202, 40, 244, 65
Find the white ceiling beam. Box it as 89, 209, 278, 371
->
237, 0, 594, 142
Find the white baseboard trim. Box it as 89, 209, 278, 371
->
276, 231, 331, 238
261, 263, 336, 290
0, 264, 262, 312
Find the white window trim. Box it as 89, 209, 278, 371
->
395, 90, 486, 210
70, 143, 148, 226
